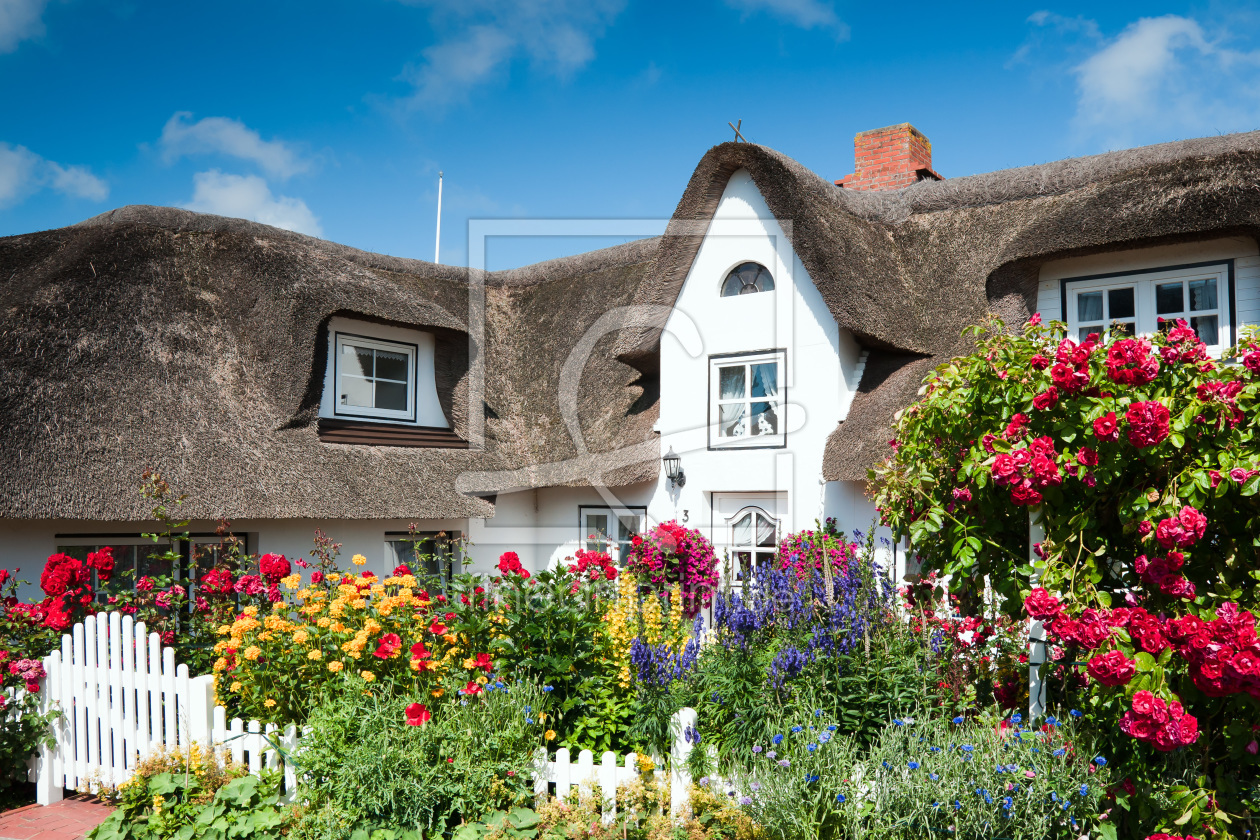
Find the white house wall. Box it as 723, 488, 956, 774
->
647, 169, 870, 575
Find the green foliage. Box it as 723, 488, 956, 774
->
735, 712, 1111, 840
291, 676, 545, 838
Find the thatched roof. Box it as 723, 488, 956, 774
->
5, 129, 1260, 519
0, 206, 660, 520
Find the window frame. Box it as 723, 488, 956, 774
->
333, 331, 419, 423
719, 261, 776, 297
726, 505, 780, 582
707, 348, 787, 450
1059, 260, 1236, 353
384, 531, 463, 590
577, 505, 647, 563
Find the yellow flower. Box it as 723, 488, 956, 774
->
430, 688, 444, 698
216, 624, 231, 635
327, 572, 342, 584
282, 573, 302, 590
360, 670, 375, 682
264, 699, 277, 708
292, 629, 310, 644
544, 730, 556, 741
475, 675, 488, 685
153, 794, 164, 814
212, 657, 227, 672
230, 681, 242, 692
352, 554, 367, 566
328, 661, 344, 673
307, 649, 323, 660
242, 605, 259, 617
462, 658, 477, 670
352, 598, 368, 610
537, 712, 546, 721
316, 617, 331, 628
243, 646, 262, 661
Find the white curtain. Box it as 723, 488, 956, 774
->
719, 367, 746, 436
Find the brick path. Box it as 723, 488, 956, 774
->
0, 797, 113, 840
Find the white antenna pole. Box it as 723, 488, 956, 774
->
434, 171, 443, 264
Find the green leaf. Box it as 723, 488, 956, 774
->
1134, 652, 1156, 672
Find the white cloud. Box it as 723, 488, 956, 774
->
0, 141, 108, 208
725, 0, 848, 39
184, 170, 322, 237
0, 0, 49, 53
396, 0, 625, 108
159, 112, 310, 179
1023, 12, 1260, 146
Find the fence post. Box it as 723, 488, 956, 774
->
189, 675, 215, 747
34, 652, 64, 805
669, 707, 696, 821
1028, 508, 1048, 719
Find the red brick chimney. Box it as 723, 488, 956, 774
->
835, 123, 943, 191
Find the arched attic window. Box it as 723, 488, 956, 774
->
721, 262, 775, 296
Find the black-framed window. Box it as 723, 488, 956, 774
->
55, 533, 254, 603
720, 262, 775, 297
333, 332, 418, 422
708, 349, 787, 449
1059, 260, 1236, 352
578, 506, 646, 563
385, 531, 462, 590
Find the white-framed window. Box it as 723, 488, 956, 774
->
730, 506, 779, 581
709, 350, 786, 448
55, 536, 175, 596
334, 332, 417, 422
720, 262, 775, 297
1063, 262, 1233, 353
579, 506, 646, 562
385, 532, 462, 589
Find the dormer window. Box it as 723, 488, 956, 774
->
335, 333, 417, 422
721, 262, 774, 296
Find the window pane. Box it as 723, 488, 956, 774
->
137, 545, 170, 581
375, 381, 408, 412
617, 515, 637, 543
750, 363, 777, 398
1108, 288, 1135, 320
344, 344, 374, 377
1111, 321, 1134, 337
1077, 292, 1103, 322
721, 274, 744, 297
375, 349, 409, 382
718, 402, 746, 437
719, 366, 745, 399
1156, 282, 1184, 315
750, 402, 778, 436
754, 550, 775, 569
1189, 278, 1218, 312
341, 375, 373, 408
1191, 315, 1218, 345
732, 514, 752, 547
734, 551, 751, 580
585, 514, 609, 540
756, 515, 776, 547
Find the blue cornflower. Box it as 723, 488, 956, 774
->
908, 761, 920, 770
835, 793, 846, 804
1062, 803, 1070, 811
524, 705, 532, 715
1080, 784, 1089, 796
1002, 796, 1013, 810
930, 773, 940, 780
739, 796, 752, 806
1031, 747, 1040, 753
791, 726, 803, 734
1093, 756, 1107, 766
1010, 713, 1022, 724
766, 751, 777, 759
954, 801, 962, 811
952, 716, 965, 724
1070, 709, 1083, 718
773, 734, 784, 745
882, 761, 891, 769
819, 732, 832, 744
814, 709, 823, 718
961, 745, 974, 753
495, 681, 504, 689
543, 685, 554, 692
930, 746, 941, 753
777, 759, 790, 768
894, 719, 905, 726
932, 802, 941, 809
1050, 792, 1058, 802
1046, 716, 1058, 726
826, 725, 837, 731
752, 745, 763, 754
808, 743, 818, 753
805, 774, 820, 784
699, 777, 710, 786
1053, 748, 1065, 757
995, 765, 1005, 773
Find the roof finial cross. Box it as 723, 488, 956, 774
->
728, 119, 747, 143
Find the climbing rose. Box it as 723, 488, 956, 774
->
1087, 650, 1136, 686
1106, 338, 1160, 385
1032, 387, 1059, 410
1155, 506, 1207, 549
1125, 401, 1170, 448
1024, 588, 1062, 621
1093, 412, 1120, 442
258, 553, 291, 585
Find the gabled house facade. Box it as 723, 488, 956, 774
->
4, 124, 1260, 602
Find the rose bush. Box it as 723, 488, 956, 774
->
874, 315, 1260, 837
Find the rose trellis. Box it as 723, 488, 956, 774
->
872, 314, 1260, 837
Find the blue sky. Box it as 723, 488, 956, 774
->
3, 1, 1260, 268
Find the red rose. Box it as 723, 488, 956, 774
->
1131, 689, 1157, 716
1156, 506, 1206, 549
1003, 413, 1029, 439
1093, 412, 1120, 442
1009, 480, 1043, 506
1029, 454, 1061, 488
1243, 350, 1260, 374
1158, 575, 1195, 599
1087, 650, 1137, 686
991, 453, 1019, 485
86, 547, 114, 582
1024, 588, 1062, 621
1076, 446, 1099, 467
310, 571, 324, 585
1106, 338, 1160, 385
393, 564, 412, 577
1125, 401, 1170, 448
1029, 354, 1050, 370
405, 702, 432, 726
1032, 387, 1059, 410
258, 553, 291, 585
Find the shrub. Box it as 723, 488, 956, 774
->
291, 676, 545, 838
734, 711, 1112, 840
88, 743, 292, 840
0, 572, 59, 810
626, 521, 719, 616
873, 315, 1260, 835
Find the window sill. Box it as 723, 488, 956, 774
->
317, 418, 468, 449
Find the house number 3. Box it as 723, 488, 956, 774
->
682, 510, 689, 523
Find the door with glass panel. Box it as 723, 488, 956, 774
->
711, 493, 786, 587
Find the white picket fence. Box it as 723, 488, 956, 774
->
28, 610, 699, 818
